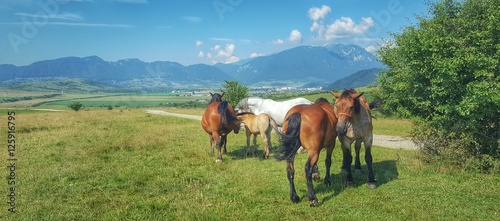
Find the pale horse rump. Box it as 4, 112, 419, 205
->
234, 97, 312, 126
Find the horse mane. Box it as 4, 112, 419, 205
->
314, 97, 330, 104
341, 89, 361, 114
218, 101, 239, 127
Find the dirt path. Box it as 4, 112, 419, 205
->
146, 110, 418, 150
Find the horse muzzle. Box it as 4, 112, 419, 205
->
336, 121, 350, 136
234, 126, 240, 134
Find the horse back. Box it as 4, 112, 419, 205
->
284, 103, 337, 148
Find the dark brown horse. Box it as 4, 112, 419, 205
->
276, 98, 337, 206
332, 89, 377, 189
202, 93, 240, 162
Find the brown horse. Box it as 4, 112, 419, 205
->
236, 112, 280, 159
201, 93, 241, 162
332, 89, 377, 189
276, 97, 337, 206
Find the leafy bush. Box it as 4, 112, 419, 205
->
220, 80, 248, 106
68, 101, 83, 111
378, 0, 500, 172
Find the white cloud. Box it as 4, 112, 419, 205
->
195, 40, 203, 46
250, 52, 265, 58
308, 5, 331, 21
324, 17, 374, 40
206, 44, 239, 64
308, 5, 374, 41
273, 39, 284, 45
365, 45, 377, 53
210, 37, 233, 42
288, 29, 302, 43
198, 51, 205, 58
15, 12, 83, 21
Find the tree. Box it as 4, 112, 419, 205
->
68, 101, 83, 111
220, 80, 248, 106
377, 0, 500, 172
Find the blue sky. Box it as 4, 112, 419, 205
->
0, 0, 431, 66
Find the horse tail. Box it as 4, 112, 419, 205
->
218, 101, 238, 127
275, 113, 302, 161
268, 115, 281, 135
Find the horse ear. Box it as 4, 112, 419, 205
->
221, 93, 225, 98
331, 92, 341, 99
210, 92, 214, 97
352, 92, 364, 99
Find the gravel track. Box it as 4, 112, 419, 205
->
146, 110, 418, 150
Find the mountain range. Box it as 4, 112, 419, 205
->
0, 44, 384, 89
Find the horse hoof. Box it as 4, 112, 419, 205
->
341, 169, 348, 174
367, 182, 378, 189
324, 179, 332, 186
290, 195, 300, 203
215, 159, 222, 163
355, 169, 362, 174
346, 180, 354, 187
309, 200, 319, 207
312, 172, 321, 181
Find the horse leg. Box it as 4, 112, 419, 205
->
323, 146, 334, 186
365, 140, 377, 189
213, 133, 223, 163
252, 134, 257, 156
209, 136, 214, 155
260, 130, 269, 159
340, 138, 354, 186
222, 135, 227, 154
245, 128, 251, 156
354, 139, 362, 174
286, 158, 300, 203
305, 153, 320, 206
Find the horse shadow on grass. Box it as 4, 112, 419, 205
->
227, 145, 271, 161
314, 160, 399, 204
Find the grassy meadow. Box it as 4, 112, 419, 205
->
1, 108, 499, 220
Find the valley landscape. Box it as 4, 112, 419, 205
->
1, 42, 499, 219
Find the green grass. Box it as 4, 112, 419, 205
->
1, 109, 498, 220
40, 94, 210, 108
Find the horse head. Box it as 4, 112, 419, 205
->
234, 97, 249, 113
332, 89, 364, 136
209, 92, 224, 104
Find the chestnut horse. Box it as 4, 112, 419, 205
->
201, 93, 241, 162
276, 97, 337, 206
332, 89, 377, 189
236, 112, 280, 159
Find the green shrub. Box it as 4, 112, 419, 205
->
378, 0, 500, 172
68, 101, 83, 111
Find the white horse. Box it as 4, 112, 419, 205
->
234, 97, 312, 126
